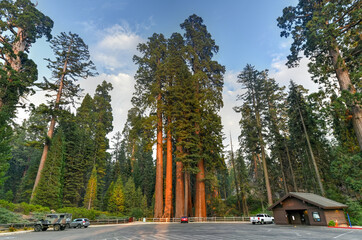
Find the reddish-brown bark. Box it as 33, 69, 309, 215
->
163, 121, 172, 218
175, 160, 184, 218
329, 46, 362, 150
154, 92, 163, 218
195, 159, 206, 217
0, 28, 26, 110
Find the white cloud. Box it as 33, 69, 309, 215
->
220, 70, 243, 151
269, 55, 319, 93
16, 22, 142, 145
92, 24, 145, 73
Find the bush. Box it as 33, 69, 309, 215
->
0, 200, 50, 215
345, 199, 362, 226
328, 220, 336, 227
130, 208, 143, 219
0, 208, 22, 224
0, 200, 16, 211
14, 202, 50, 215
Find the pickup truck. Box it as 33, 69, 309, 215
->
250, 214, 274, 224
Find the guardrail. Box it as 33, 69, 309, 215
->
0, 217, 250, 231
142, 217, 250, 222
0, 223, 34, 230
90, 218, 129, 225
0, 218, 130, 231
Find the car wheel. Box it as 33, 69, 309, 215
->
34, 224, 42, 232
60, 225, 66, 231
54, 224, 60, 231
77, 224, 82, 228
252, 222, 255, 225
66, 223, 70, 229
84, 226, 88, 228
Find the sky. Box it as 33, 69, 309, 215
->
20, 0, 319, 152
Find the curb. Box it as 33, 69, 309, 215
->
0, 230, 33, 236
328, 226, 362, 230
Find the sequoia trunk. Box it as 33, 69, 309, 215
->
163, 121, 173, 218
329, 46, 362, 150
175, 160, 184, 218
154, 92, 164, 218
195, 159, 206, 217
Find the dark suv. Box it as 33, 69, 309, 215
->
70, 218, 90, 228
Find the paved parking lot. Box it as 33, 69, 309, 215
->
0, 222, 361, 240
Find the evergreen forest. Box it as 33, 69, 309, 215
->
0, 0, 360, 225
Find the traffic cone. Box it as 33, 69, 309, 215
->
335, 220, 338, 227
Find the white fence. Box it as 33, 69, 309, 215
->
142, 217, 250, 223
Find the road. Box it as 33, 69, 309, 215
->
0, 222, 361, 240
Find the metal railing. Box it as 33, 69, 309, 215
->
0, 217, 250, 231
90, 218, 129, 225
141, 217, 250, 223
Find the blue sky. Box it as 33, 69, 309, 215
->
23, 0, 318, 150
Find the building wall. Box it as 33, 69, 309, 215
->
271, 196, 346, 226
324, 210, 348, 226
272, 206, 289, 225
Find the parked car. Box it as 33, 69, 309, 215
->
181, 216, 188, 223
70, 218, 90, 228
250, 214, 274, 224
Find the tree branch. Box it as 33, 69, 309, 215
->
333, 1, 361, 25
339, 19, 361, 34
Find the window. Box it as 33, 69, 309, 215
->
312, 212, 321, 222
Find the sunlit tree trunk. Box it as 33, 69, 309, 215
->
184, 171, 189, 216
175, 159, 184, 218
31, 45, 70, 200
195, 159, 206, 217
329, 46, 362, 150
154, 92, 163, 218
163, 119, 172, 218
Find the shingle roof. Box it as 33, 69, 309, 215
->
268, 192, 348, 210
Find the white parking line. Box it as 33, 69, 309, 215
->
333, 231, 352, 239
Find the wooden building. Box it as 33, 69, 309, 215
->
268, 192, 348, 226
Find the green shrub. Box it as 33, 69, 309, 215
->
56, 207, 109, 220
130, 208, 143, 219
0, 208, 22, 224
8, 226, 16, 232
14, 202, 50, 215
0, 200, 50, 215
56, 207, 127, 220
328, 220, 336, 226
345, 199, 362, 226
0, 200, 16, 211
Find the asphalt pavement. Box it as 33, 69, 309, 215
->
0, 222, 361, 240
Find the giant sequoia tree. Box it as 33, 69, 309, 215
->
0, 0, 53, 190
278, 0, 362, 149
31, 32, 96, 200
133, 33, 167, 218
0, 0, 53, 117
181, 14, 225, 217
